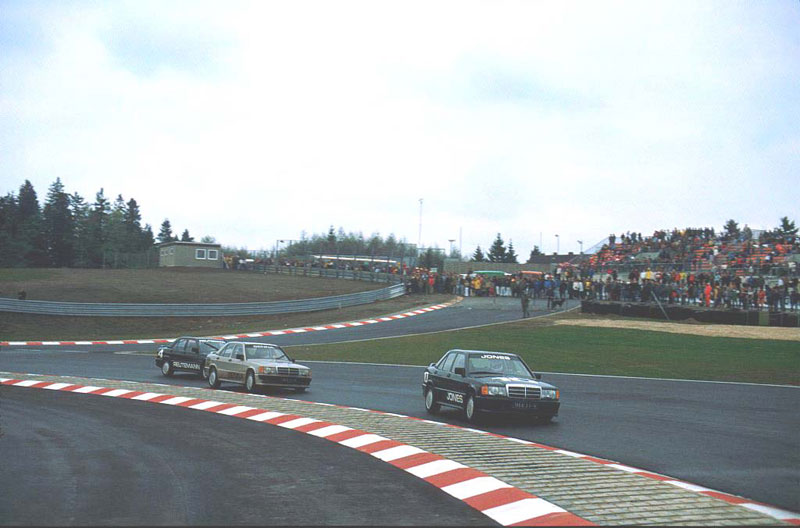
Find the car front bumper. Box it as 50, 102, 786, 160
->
257, 374, 311, 388
475, 396, 560, 417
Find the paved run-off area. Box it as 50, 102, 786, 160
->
2, 372, 796, 526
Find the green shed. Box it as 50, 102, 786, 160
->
158, 241, 223, 268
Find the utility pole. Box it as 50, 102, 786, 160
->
555, 234, 560, 254
418, 198, 423, 252
578, 240, 583, 254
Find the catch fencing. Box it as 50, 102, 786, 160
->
0, 270, 405, 317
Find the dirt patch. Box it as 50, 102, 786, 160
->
552, 317, 800, 341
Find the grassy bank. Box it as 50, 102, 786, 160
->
286, 318, 800, 386
0, 267, 381, 303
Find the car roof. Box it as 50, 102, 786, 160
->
447, 349, 520, 358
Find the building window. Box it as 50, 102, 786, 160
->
196, 249, 207, 260
207, 249, 218, 260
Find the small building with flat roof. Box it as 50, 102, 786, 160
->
158, 241, 222, 268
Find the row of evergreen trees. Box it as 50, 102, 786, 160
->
470, 233, 539, 263
0, 179, 192, 268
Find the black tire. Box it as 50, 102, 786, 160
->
161, 360, 173, 377
245, 370, 257, 393
535, 415, 554, 425
208, 367, 221, 389
424, 387, 440, 414
199, 362, 208, 380
294, 387, 307, 393
464, 394, 479, 423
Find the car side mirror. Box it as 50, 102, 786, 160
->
535, 373, 542, 380
236, 354, 245, 360
454, 367, 466, 377
429, 363, 435, 368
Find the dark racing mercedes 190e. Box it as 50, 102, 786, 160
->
422, 349, 560, 423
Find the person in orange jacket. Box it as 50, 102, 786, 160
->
704, 282, 712, 307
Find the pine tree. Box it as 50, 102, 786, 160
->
43, 178, 74, 267
723, 219, 739, 239
141, 224, 155, 248
123, 198, 144, 251
180, 229, 194, 242
487, 233, 507, 263
158, 219, 175, 243
86, 189, 110, 267
505, 240, 519, 263
106, 194, 127, 255
70, 192, 91, 267
778, 216, 798, 237
471, 246, 486, 262
0, 193, 23, 267
526, 246, 543, 263
17, 180, 48, 266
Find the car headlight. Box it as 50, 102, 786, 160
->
301, 369, 311, 377
258, 366, 277, 374
541, 389, 559, 399
480, 385, 507, 397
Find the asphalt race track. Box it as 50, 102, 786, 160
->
0, 387, 488, 526
1, 296, 799, 522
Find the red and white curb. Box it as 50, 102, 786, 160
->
507, 446, 800, 525
0, 301, 457, 347
0, 377, 592, 527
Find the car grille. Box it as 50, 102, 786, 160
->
277, 367, 301, 376
507, 385, 541, 399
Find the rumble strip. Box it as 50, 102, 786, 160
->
0, 301, 457, 347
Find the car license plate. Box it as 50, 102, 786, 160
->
513, 401, 536, 410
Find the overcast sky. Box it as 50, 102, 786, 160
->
1, 1, 798, 257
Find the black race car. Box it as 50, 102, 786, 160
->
422, 349, 560, 423
155, 336, 226, 378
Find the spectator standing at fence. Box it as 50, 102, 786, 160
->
521, 293, 530, 318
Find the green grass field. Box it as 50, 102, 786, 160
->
286, 318, 800, 386
2, 268, 797, 385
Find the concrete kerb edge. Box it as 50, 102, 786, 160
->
0, 298, 463, 347
0, 374, 592, 527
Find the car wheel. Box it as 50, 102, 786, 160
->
245, 370, 257, 393
208, 367, 221, 389
161, 360, 173, 377
424, 387, 440, 414
294, 387, 307, 393
464, 394, 479, 423
535, 415, 554, 424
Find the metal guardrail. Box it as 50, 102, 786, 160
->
261, 265, 403, 284
0, 274, 406, 317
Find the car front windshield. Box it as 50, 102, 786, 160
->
200, 341, 224, 354
468, 354, 532, 378
245, 344, 288, 361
